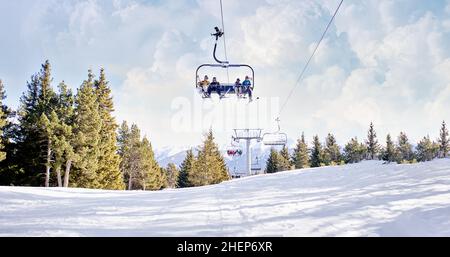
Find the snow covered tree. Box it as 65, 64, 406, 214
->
416, 136, 438, 162
397, 132, 414, 163
190, 129, 229, 186
291, 133, 309, 169
178, 149, 195, 188
324, 133, 341, 165
382, 134, 399, 163
310, 135, 325, 167
266, 148, 282, 173
343, 137, 366, 164
94, 68, 123, 190
165, 163, 179, 189
71, 70, 102, 189
366, 122, 379, 160
438, 121, 449, 158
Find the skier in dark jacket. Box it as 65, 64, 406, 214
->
208, 77, 221, 96
234, 78, 242, 97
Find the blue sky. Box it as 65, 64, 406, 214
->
1, 0, 450, 149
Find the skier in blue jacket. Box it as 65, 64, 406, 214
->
242, 76, 253, 100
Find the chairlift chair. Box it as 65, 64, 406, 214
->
262, 118, 288, 146
196, 27, 255, 100
226, 137, 243, 157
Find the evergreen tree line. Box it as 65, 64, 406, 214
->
1, 61, 448, 187
117, 126, 230, 190
0, 61, 230, 189
265, 122, 450, 173
0, 61, 123, 188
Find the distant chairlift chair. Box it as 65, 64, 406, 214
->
262, 118, 288, 146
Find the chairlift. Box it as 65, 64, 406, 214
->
195, 27, 255, 100
262, 118, 288, 146
226, 137, 243, 157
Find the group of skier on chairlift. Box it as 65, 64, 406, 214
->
197, 74, 253, 101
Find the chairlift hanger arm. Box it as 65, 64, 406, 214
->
213, 42, 228, 64
211, 27, 228, 64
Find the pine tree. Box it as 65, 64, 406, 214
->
366, 122, 379, 160
178, 149, 195, 188
53, 121, 73, 187
117, 121, 130, 161
310, 135, 325, 167
397, 132, 414, 163
54, 82, 77, 188
416, 135, 436, 162
37, 62, 58, 187
55, 82, 74, 123
15, 74, 41, 184
141, 137, 163, 190
37, 61, 57, 115
190, 129, 229, 186
165, 163, 179, 189
279, 146, 291, 171
382, 134, 398, 163
37, 110, 71, 187
15, 61, 58, 186
0, 79, 17, 186
265, 148, 281, 173
124, 124, 142, 190
343, 137, 366, 163
432, 141, 440, 159
94, 68, 123, 190
324, 133, 341, 165
0, 80, 7, 162
159, 166, 168, 189
438, 121, 449, 158
117, 122, 162, 190
36, 113, 53, 187
118, 121, 131, 187
72, 70, 102, 189
291, 133, 309, 169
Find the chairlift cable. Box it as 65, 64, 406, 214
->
278, 0, 344, 117
220, 0, 230, 84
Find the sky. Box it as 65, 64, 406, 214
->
1, 0, 450, 150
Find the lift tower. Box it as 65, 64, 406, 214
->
232, 129, 262, 176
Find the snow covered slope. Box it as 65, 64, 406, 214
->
1, 159, 450, 237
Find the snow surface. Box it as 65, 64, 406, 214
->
1, 159, 450, 237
